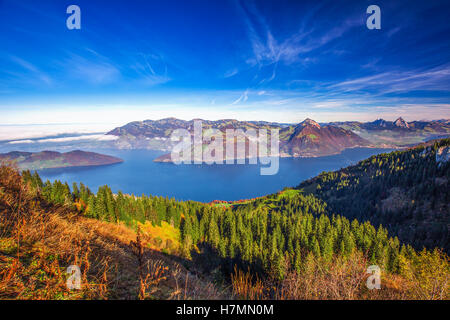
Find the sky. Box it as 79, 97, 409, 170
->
0, 0, 450, 127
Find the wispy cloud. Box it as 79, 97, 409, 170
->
62, 50, 121, 85
0, 0, 449, 125
130, 53, 171, 86
231, 89, 249, 105
6, 55, 52, 86
328, 64, 450, 94
73, 62, 120, 84
224, 68, 239, 78
235, 1, 360, 86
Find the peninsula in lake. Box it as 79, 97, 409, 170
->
0, 150, 123, 170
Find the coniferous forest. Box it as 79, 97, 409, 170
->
297, 138, 450, 252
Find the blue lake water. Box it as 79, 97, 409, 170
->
38, 148, 392, 202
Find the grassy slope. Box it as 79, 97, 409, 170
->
0, 165, 223, 300
211, 189, 301, 210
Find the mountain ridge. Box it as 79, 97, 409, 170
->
108, 117, 373, 158
0, 150, 123, 170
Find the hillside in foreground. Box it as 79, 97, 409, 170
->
0, 150, 123, 171
1, 138, 449, 299
0, 165, 223, 299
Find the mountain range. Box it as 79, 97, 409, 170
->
107, 117, 450, 160
108, 117, 372, 159
328, 117, 450, 132
328, 117, 450, 147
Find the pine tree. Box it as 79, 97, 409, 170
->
87, 195, 97, 218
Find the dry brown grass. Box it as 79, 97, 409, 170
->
231, 265, 266, 300
0, 164, 223, 300
231, 251, 448, 300
274, 252, 368, 300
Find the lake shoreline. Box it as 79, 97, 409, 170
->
37, 147, 394, 203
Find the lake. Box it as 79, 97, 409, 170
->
38, 148, 393, 202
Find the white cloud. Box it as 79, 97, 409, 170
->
7, 55, 53, 86
0, 124, 113, 141
37, 134, 118, 143
328, 64, 450, 94
7, 139, 34, 144
6, 134, 118, 145
224, 68, 239, 78
231, 89, 249, 105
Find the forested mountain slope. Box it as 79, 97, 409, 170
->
7, 161, 447, 299
296, 138, 450, 252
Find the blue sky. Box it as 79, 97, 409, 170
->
0, 0, 449, 125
